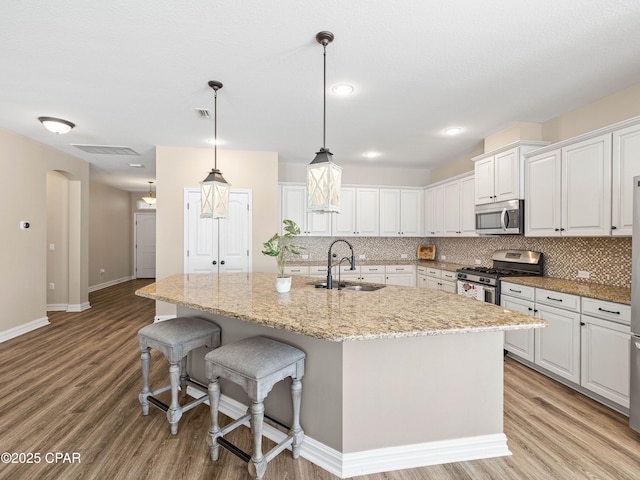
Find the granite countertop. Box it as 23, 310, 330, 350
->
136, 272, 544, 342
503, 277, 631, 305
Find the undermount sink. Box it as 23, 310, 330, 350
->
344, 284, 384, 292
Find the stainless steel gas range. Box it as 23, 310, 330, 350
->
456, 250, 544, 304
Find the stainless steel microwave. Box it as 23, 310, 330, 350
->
475, 199, 524, 235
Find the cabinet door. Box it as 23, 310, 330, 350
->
525, 149, 562, 236
442, 180, 461, 235
307, 209, 332, 236
424, 185, 443, 236
534, 304, 581, 383
280, 185, 307, 234
459, 175, 477, 236
501, 295, 535, 362
426, 277, 440, 290
417, 274, 429, 289
612, 123, 640, 235
494, 147, 521, 202
474, 156, 495, 204
581, 315, 630, 408
562, 133, 612, 236
386, 273, 416, 287
440, 280, 457, 294
356, 188, 380, 236
360, 272, 386, 284
379, 189, 401, 236
332, 187, 356, 236
400, 189, 423, 236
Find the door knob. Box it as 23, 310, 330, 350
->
212, 260, 217, 265
220, 260, 225, 265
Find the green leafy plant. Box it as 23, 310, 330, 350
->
261, 219, 304, 277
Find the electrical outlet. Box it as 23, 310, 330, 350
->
475, 259, 482, 265
49, 283, 55, 290
441, 255, 446, 260
577, 270, 590, 279
49, 243, 55, 251
401, 254, 408, 259
359, 254, 366, 260
100, 268, 105, 275
301, 254, 309, 260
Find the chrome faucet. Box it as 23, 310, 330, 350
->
327, 239, 356, 289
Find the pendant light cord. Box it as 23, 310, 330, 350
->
214, 87, 218, 170
323, 42, 327, 150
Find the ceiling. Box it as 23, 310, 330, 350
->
3, 1, 640, 191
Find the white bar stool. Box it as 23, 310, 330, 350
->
138, 316, 221, 434
204, 336, 305, 480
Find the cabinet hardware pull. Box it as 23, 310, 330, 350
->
533, 309, 538, 313
554, 228, 560, 232
527, 307, 533, 311
580, 322, 585, 326
611, 226, 617, 230
212, 260, 217, 265
509, 288, 522, 293
546, 296, 563, 302
598, 307, 620, 315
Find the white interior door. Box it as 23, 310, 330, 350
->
185, 189, 251, 273
135, 213, 156, 278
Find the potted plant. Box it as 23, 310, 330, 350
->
261, 219, 304, 293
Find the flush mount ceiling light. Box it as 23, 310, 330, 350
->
38, 116, 75, 134
443, 127, 463, 136
306, 31, 342, 214
200, 80, 231, 219
142, 181, 157, 206
332, 84, 354, 96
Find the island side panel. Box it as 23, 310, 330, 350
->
179, 306, 344, 452
342, 331, 505, 452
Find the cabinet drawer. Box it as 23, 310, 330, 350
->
284, 266, 309, 276
339, 265, 360, 274
387, 265, 416, 274
426, 267, 441, 278
582, 298, 630, 325
361, 265, 384, 274
501, 281, 535, 301
309, 265, 327, 276
535, 288, 580, 312
417, 265, 428, 275
441, 270, 457, 282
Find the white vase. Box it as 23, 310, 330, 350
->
275, 276, 292, 293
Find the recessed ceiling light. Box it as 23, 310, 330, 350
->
443, 127, 463, 136
363, 151, 380, 158
332, 84, 354, 96
128, 163, 144, 168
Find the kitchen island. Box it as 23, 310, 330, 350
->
136, 272, 544, 478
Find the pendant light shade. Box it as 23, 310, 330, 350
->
306, 31, 341, 214
201, 80, 231, 219
142, 181, 157, 205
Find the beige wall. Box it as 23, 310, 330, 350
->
484, 122, 543, 152
0, 128, 89, 337
47, 171, 70, 307
89, 180, 134, 287
428, 143, 482, 184
156, 146, 279, 316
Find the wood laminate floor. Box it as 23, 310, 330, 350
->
1, 279, 640, 479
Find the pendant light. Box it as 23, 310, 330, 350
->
142, 181, 157, 206
306, 31, 342, 214
200, 80, 231, 219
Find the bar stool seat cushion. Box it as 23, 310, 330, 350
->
139, 317, 221, 363
205, 336, 305, 380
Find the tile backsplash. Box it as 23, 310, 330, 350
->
293, 236, 632, 288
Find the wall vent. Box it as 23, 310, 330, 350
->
72, 145, 140, 155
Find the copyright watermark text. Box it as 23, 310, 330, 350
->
1, 452, 81, 464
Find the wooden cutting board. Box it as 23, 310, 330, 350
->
417, 244, 436, 260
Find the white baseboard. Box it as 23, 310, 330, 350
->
67, 302, 91, 312
0, 317, 50, 343
46, 304, 68, 312
185, 387, 510, 478
88, 276, 134, 293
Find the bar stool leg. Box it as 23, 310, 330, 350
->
167, 362, 183, 434
248, 401, 267, 480
139, 347, 151, 416
290, 377, 304, 458
179, 357, 188, 399
207, 378, 221, 461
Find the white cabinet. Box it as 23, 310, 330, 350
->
473, 143, 544, 205
441, 175, 476, 236
385, 265, 416, 287
501, 282, 536, 362
525, 134, 612, 237
612, 123, 640, 235
332, 187, 379, 236
284, 265, 309, 276
280, 184, 332, 236
417, 266, 429, 289
359, 265, 386, 284
424, 185, 443, 236
379, 189, 423, 237
421, 266, 455, 292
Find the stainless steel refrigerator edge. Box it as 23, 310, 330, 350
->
630, 175, 640, 431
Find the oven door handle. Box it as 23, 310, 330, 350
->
500, 208, 509, 231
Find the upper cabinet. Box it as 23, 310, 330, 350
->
526, 134, 612, 236
612, 123, 640, 235
473, 142, 548, 205
379, 188, 423, 237
280, 184, 332, 236
424, 185, 443, 236
332, 187, 379, 236
425, 173, 476, 237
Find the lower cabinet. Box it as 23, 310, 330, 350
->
501, 281, 631, 411
419, 266, 456, 293
386, 265, 416, 287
